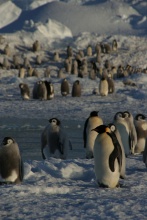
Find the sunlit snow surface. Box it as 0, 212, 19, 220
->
0, 0, 147, 219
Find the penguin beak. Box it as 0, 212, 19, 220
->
105, 127, 111, 133
91, 128, 97, 132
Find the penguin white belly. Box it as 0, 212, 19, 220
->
23, 94, 30, 100
115, 122, 130, 156
115, 129, 126, 179
135, 138, 145, 154
49, 93, 54, 99
94, 134, 120, 188
99, 80, 108, 96
0, 170, 18, 182
86, 119, 103, 158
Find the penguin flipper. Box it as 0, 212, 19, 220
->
0, 181, 14, 185
19, 157, 24, 182
41, 145, 46, 159
108, 132, 122, 172
109, 150, 117, 172
83, 118, 89, 148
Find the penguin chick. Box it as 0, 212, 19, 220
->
72, 80, 81, 97
113, 112, 131, 157
61, 78, 70, 96
0, 137, 24, 184
134, 114, 147, 154
33, 81, 47, 100
123, 111, 137, 155
41, 118, 72, 160
19, 83, 30, 100
83, 111, 103, 159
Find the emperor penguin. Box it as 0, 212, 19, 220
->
4, 44, 11, 56
112, 39, 118, 51
32, 40, 40, 52
19, 83, 30, 100
108, 123, 126, 179
44, 81, 54, 100
123, 111, 137, 154
99, 74, 108, 96
41, 118, 71, 160
18, 66, 26, 78
134, 114, 147, 154
113, 112, 131, 157
107, 73, 115, 94
0, 137, 24, 184
83, 111, 103, 159
33, 81, 47, 100
72, 80, 81, 97
143, 140, 147, 167
86, 45, 92, 56
92, 125, 122, 188
61, 78, 70, 96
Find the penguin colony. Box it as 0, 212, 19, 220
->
0, 38, 147, 187
83, 110, 147, 188
1, 110, 146, 187
0, 39, 145, 100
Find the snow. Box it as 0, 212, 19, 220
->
0, 0, 147, 219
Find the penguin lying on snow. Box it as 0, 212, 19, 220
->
92, 125, 123, 188
0, 137, 24, 184
83, 111, 103, 159
41, 118, 72, 160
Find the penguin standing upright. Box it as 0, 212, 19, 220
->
33, 81, 47, 100
0, 137, 24, 184
92, 125, 122, 188
72, 80, 81, 97
123, 111, 137, 154
19, 83, 30, 100
108, 123, 126, 179
113, 112, 131, 157
44, 81, 54, 100
107, 74, 115, 94
112, 39, 118, 51
143, 140, 147, 167
134, 114, 147, 154
99, 74, 108, 96
41, 118, 71, 160
61, 78, 69, 96
83, 111, 103, 159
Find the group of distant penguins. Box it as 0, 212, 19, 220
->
19, 78, 82, 100
0, 110, 147, 188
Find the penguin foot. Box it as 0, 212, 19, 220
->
98, 182, 109, 188
0, 181, 14, 185
120, 175, 125, 179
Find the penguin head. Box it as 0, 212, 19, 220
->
2, 137, 15, 146
108, 123, 116, 133
38, 80, 43, 85
49, 118, 60, 126
114, 112, 125, 120
92, 125, 110, 134
135, 114, 146, 121
75, 80, 80, 85
19, 83, 24, 89
123, 111, 131, 118
90, 111, 99, 117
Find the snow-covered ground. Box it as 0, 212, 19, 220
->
0, 0, 147, 219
